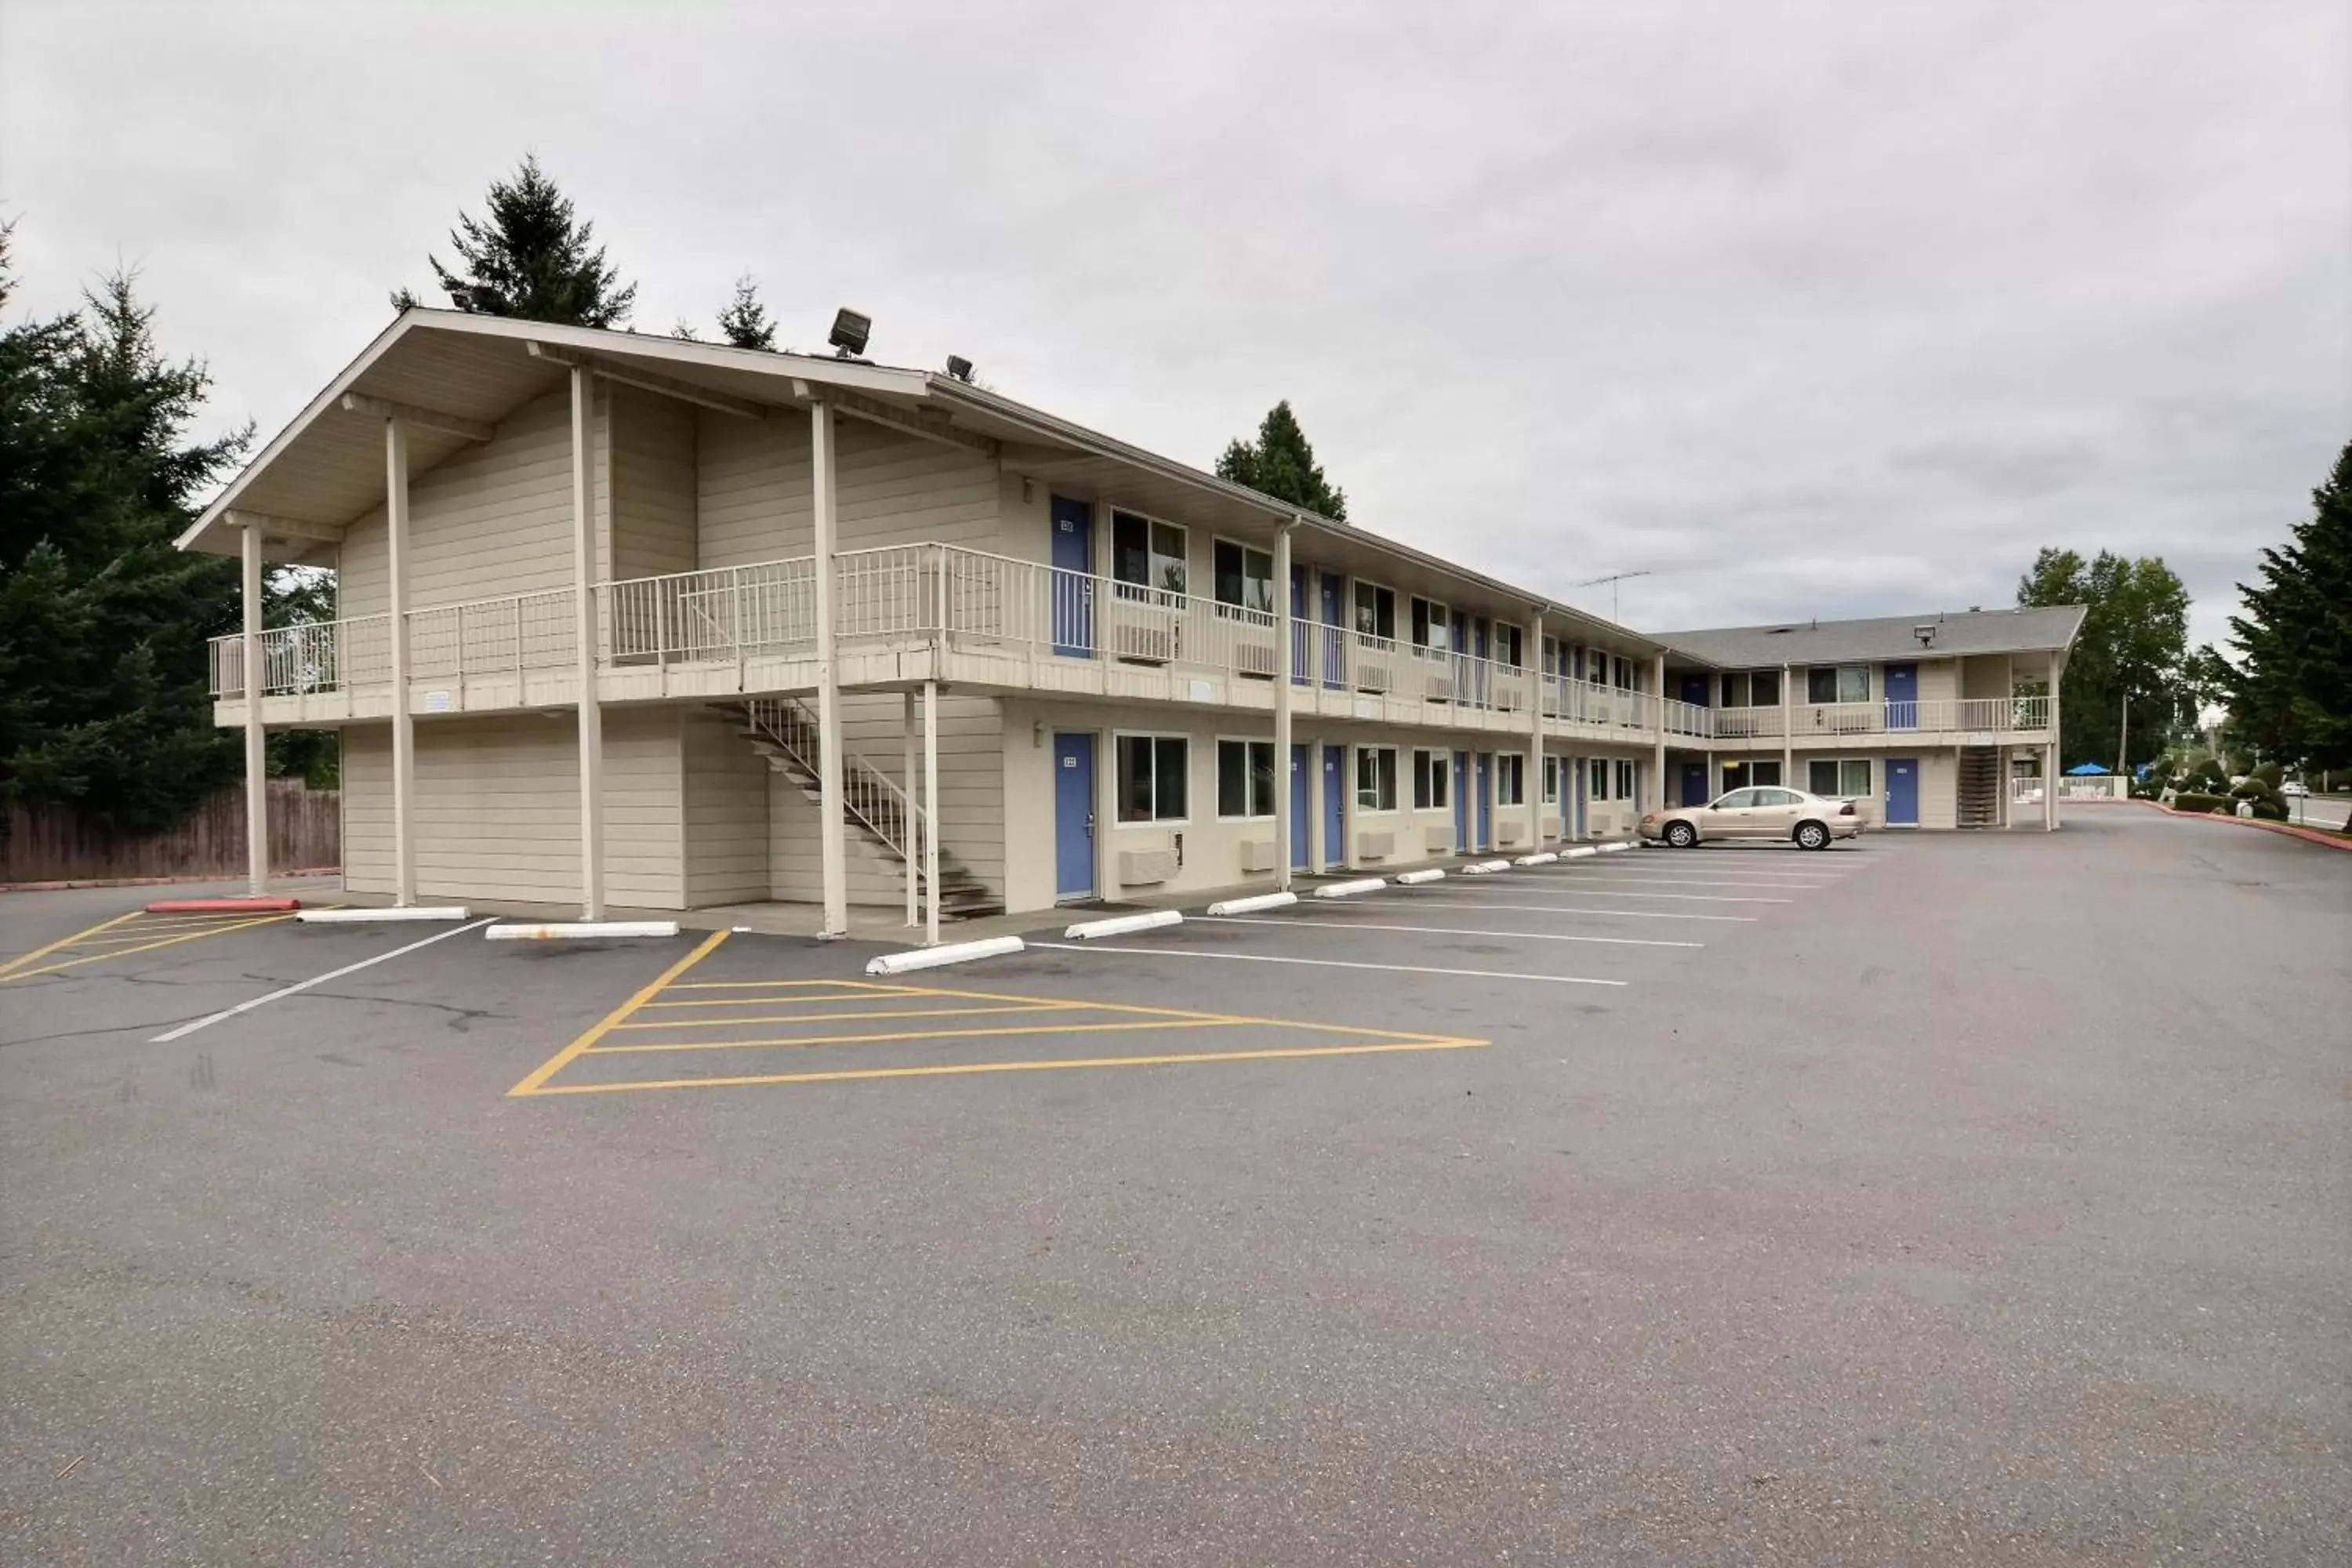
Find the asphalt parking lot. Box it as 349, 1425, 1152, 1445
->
3, 808, 2347, 1565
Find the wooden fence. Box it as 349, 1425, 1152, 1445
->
2, 780, 339, 886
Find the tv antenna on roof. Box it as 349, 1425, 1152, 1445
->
1570, 569, 1653, 625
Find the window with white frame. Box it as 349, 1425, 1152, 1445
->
1111, 511, 1186, 601
1496, 753, 1526, 807
1543, 757, 1560, 804
1115, 734, 1189, 823
1806, 666, 1869, 704
1722, 672, 1750, 707
1493, 622, 1524, 670
1614, 759, 1635, 800
1356, 746, 1399, 811
1588, 758, 1608, 799
1409, 597, 1450, 654
1216, 739, 1277, 818
1211, 539, 1275, 616
1354, 582, 1396, 642
1808, 758, 1872, 800
1412, 748, 1450, 811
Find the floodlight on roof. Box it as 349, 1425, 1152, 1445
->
828, 307, 871, 358
945, 354, 975, 383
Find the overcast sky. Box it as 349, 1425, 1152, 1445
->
5, 2, 2346, 646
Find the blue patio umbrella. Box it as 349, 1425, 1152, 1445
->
2066, 762, 2111, 775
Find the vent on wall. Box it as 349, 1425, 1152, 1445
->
1425, 826, 1453, 855
1356, 829, 1396, 861
1236, 839, 1278, 873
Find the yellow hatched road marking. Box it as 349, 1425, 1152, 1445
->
0, 910, 142, 978
847, 978, 1472, 1043
525, 1036, 1490, 1094
638, 992, 938, 1010
586, 1015, 1247, 1056
665, 978, 925, 993
506, 929, 731, 1097
0, 913, 299, 983
611, 1002, 1081, 1029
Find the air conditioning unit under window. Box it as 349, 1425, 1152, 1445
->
1117, 848, 1179, 884
1233, 639, 1279, 679
1425, 826, 1453, 855
1236, 839, 1277, 873
1356, 829, 1396, 861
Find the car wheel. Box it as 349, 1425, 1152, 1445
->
1795, 821, 1829, 851
1664, 821, 1697, 849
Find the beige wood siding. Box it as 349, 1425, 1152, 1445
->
339, 388, 588, 618
343, 710, 684, 909
611, 389, 697, 582
695, 410, 1000, 568
765, 691, 1007, 906
682, 707, 771, 906
1917, 658, 1959, 704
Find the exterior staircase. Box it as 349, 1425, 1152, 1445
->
724, 698, 1000, 918
1958, 745, 2002, 828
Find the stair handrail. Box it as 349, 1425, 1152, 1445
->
741, 696, 922, 872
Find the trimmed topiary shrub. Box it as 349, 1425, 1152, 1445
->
2183, 759, 2229, 792
2169, 791, 2232, 815
2250, 760, 2284, 789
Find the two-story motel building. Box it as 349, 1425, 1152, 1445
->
187, 313, 2082, 931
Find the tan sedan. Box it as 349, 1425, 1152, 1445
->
1640, 786, 1864, 851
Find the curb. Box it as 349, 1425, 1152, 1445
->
0, 868, 340, 894
866, 936, 1026, 975
145, 896, 300, 915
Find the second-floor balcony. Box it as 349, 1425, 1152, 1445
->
210, 543, 1668, 743
1704, 695, 2053, 742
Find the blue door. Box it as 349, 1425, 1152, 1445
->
1884, 662, 1918, 730
1475, 753, 1493, 849
1453, 752, 1471, 851
1322, 745, 1345, 868
1886, 757, 1919, 826
1680, 760, 1707, 808
1290, 744, 1310, 869
1053, 732, 1095, 898
1049, 497, 1092, 657
1319, 572, 1346, 688
1574, 759, 1588, 838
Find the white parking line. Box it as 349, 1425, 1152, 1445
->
147, 918, 495, 1042
1431, 887, 1789, 905
1388, 899, 1757, 922
1523, 876, 1827, 891
1026, 942, 1628, 986
1195, 916, 1700, 948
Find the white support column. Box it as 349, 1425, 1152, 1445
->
1272, 520, 1295, 891
386, 417, 417, 906
811, 399, 848, 938
239, 523, 268, 896
568, 368, 604, 920
923, 680, 941, 947
902, 691, 919, 927
2045, 741, 2059, 831
1780, 661, 1793, 788
1528, 610, 1546, 846
1652, 652, 1668, 811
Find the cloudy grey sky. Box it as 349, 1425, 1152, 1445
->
5, 2, 2345, 645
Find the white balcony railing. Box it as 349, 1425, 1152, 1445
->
230, 546, 2136, 747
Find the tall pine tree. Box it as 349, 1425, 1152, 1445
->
1216, 401, 1347, 521
2219, 439, 2352, 770
391, 155, 637, 327
0, 234, 256, 829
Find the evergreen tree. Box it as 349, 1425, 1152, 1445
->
714, 275, 777, 350
0, 237, 256, 830
1216, 401, 1348, 521
2217, 439, 2352, 770
2016, 547, 2190, 771
391, 155, 637, 327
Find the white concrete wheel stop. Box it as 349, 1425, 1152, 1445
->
1514, 851, 1559, 866
1312, 877, 1387, 899
486, 920, 681, 941
1393, 869, 1446, 886
866, 936, 1026, 975
1064, 909, 1184, 940
298, 906, 471, 924
1205, 891, 1298, 916
1460, 859, 1513, 875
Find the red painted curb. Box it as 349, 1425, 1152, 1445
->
2136, 800, 2352, 851
143, 897, 303, 914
